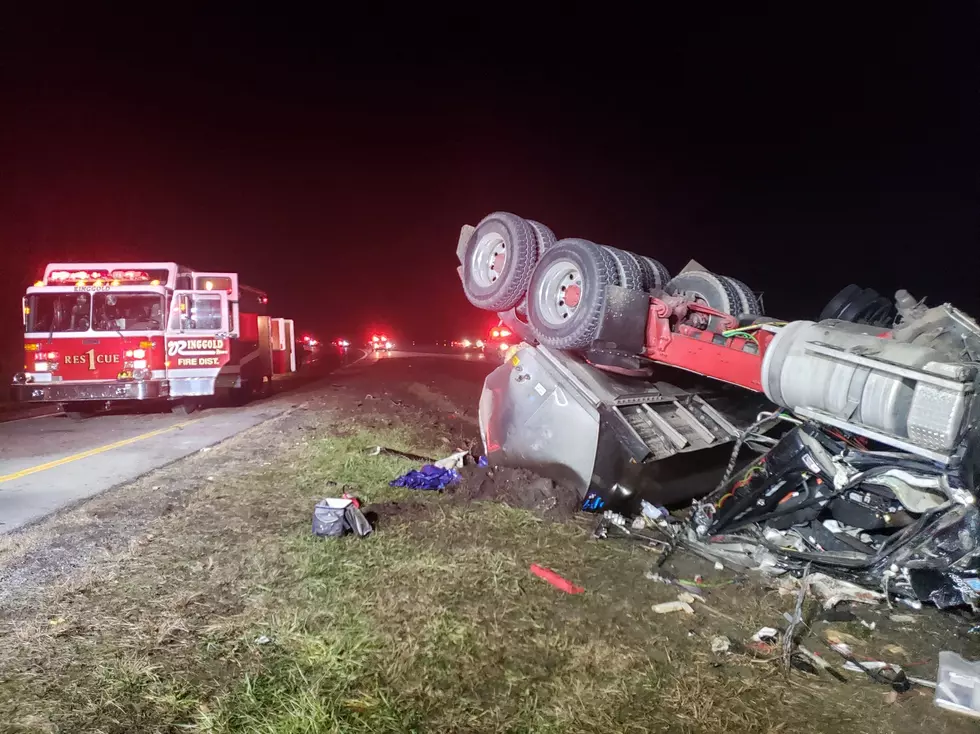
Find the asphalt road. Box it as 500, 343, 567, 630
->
0, 346, 493, 534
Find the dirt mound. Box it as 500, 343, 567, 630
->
450, 465, 581, 521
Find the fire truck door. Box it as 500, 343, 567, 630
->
165, 290, 232, 396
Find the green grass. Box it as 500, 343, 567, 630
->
0, 412, 975, 734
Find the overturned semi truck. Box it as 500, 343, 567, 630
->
458, 212, 980, 609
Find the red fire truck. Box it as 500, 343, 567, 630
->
12, 262, 296, 418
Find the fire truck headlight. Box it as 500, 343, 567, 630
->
34, 362, 49, 372
498, 342, 510, 351
133, 368, 151, 381
13, 372, 27, 384
133, 359, 147, 369
132, 348, 146, 359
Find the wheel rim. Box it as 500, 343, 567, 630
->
535, 258, 583, 326
470, 233, 507, 287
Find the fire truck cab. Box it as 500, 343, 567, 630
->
12, 262, 292, 417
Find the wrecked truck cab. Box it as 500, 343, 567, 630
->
479, 341, 773, 512
459, 211, 980, 611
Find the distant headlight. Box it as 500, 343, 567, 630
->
476, 340, 484, 348
498, 342, 510, 351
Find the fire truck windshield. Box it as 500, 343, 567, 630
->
25, 292, 165, 333
93, 293, 164, 331
25, 293, 92, 333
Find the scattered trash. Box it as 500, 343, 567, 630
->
640, 500, 667, 521
807, 574, 886, 610
312, 498, 373, 538
752, 627, 780, 643
713, 561, 724, 571
529, 564, 584, 594
433, 450, 469, 470
711, 635, 731, 653
390, 464, 459, 490
860, 620, 877, 631
969, 625, 980, 635
644, 571, 705, 595
824, 629, 863, 647
676, 592, 697, 604
254, 635, 272, 645
819, 636, 911, 692
935, 651, 980, 718
797, 645, 848, 682
653, 600, 695, 615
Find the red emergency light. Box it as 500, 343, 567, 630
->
47, 269, 153, 285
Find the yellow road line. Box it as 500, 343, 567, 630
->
0, 419, 198, 484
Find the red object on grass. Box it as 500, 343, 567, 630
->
529, 564, 585, 594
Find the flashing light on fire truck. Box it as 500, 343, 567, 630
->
13, 261, 297, 417
371, 334, 393, 351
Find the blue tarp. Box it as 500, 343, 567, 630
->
390, 464, 460, 490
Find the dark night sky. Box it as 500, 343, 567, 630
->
1, 5, 978, 352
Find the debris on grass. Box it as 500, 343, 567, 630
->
529, 563, 585, 594
653, 600, 695, 615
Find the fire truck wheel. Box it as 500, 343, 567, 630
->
600, 246, 644, 291
527, 238, 618, 350
171, 398, 198, 416
462, 212, 538, 312
637, 256, 671, 292
665, 271, 741, 331
721, 275, 762, 316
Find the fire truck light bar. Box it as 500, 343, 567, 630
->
47, 269, 154, 284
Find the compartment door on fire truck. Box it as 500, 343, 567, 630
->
166, 290, 232, 373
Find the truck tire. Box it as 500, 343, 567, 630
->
462, 212, 537, 312
527, 238, 619, 350
513, 220, 555, 316
601, 246, 644, 291
527, 220, 557, 254
721, 275, 762, 315
665, 271, 740, 331
638, 256, 671, 292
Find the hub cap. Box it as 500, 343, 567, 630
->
471, 233, 507, 287
535, 259, 583, 326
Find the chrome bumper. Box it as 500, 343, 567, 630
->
11, 380, 168, 403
